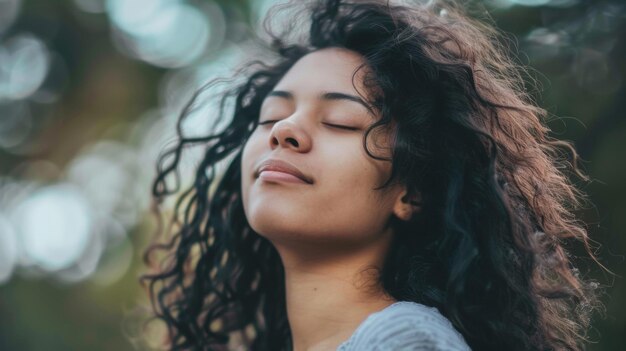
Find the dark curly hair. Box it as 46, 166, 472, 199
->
141, 0, 603, 350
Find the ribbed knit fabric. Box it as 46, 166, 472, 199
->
336, 301, 471, 350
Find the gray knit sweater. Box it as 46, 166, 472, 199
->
336, 301, 471, 350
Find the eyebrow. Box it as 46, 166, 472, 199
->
265, 90, 376, 117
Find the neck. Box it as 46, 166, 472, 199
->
273, 229, 397, 351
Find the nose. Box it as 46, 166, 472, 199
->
269, 118, 312, 153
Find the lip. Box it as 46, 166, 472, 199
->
255, 159, 313, 185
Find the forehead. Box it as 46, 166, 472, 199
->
272, 47, 373, 100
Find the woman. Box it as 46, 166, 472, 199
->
141, 0, 602, 350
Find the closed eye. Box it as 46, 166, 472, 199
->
258, 120, 359, 131
323, 122, 359, 131
258, 120, 278, 125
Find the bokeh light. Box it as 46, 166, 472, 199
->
12, 183, 93, 271
0, 34, 50, 101
66, 140, 141, 225
106, 0, 213, 68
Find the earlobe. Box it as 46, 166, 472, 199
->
393, 190, 422, 221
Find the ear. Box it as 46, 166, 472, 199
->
392, 188, 422, 221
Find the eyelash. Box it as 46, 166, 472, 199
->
258, 120, 359, 131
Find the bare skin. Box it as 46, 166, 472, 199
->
241, 47, 420, 351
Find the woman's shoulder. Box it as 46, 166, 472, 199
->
337, 301, 471, 351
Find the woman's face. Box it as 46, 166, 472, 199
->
241, 47, 408, 249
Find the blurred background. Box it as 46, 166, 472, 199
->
0, 0, 623, 350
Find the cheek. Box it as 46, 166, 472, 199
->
323, 137, 391, 190
240, 132, 263, 212
311, 143, 394, 231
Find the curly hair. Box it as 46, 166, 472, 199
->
141, 0, 603, 350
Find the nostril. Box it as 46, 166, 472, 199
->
286, 137, 299, 147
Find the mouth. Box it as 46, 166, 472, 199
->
254, 159, 314, 185
258, 170, 310, 184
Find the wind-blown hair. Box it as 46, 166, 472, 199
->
141, 0, 602, 350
